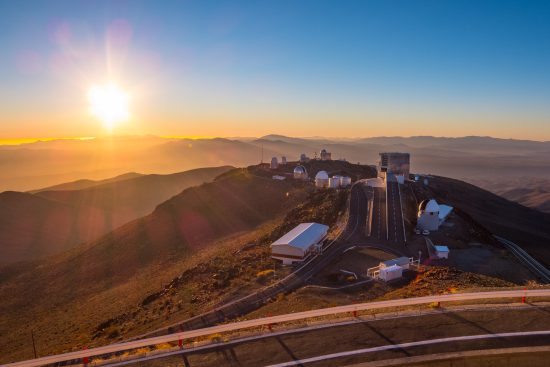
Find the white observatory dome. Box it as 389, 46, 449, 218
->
315, 171, 329, 180
419, 199, 440, 213
315, 170, 329, 188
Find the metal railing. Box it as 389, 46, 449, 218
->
5, 289, 550, 367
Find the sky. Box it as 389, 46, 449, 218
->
1, 0, 550, 141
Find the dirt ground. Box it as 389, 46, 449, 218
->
404, 212, 535, 284
311, 248, 396, 286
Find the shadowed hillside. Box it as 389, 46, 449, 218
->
470, 177, 550, 214
0, 166, 232, 265
412, 176, 550, 266
63, 168, 307, 284
0, 192, 78, 265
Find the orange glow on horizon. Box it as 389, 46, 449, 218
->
0, 137, 96, 146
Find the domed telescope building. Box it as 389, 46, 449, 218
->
293, 165, 308, 180
315, 170, 329, 188
417, 199, 454, 231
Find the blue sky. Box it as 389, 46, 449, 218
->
1, 0, 550, 139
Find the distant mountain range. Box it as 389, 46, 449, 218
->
0, 166, 232, 265
2, 135, 550, 192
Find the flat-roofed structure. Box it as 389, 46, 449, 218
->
434, 245, 450, 259
379, 264, 403, 282
380, 256, 411, 270
378, 152, 410, 180
271, 222, 329, 265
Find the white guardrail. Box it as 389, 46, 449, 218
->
4, 289, 550, 367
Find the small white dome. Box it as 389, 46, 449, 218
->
315, 170, 329, 180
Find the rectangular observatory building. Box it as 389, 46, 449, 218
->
271, 222, 329, 265
378, 152, 410, 180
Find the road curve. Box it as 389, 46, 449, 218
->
4, 289, 550, 367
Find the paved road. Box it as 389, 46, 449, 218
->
7, 290, 550, 367
385, 174, 405, 245
370, 187, 386, 241
267, 331, 550, 367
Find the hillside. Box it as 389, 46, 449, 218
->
0, 166, 232, 265
0, 167, 318, 362
34, 166, 233, 232
29, 172, 144, 193
0, 192, 78, 265
470, 177, 550, 214
411, 176, 550, 266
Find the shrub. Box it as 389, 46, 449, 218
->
256, 269, 275, 283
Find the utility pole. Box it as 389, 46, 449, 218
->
31, 330, 37, 358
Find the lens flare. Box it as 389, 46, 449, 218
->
87, 83, 130, 131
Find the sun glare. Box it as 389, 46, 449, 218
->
87, 84, 130, 131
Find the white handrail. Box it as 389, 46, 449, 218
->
3, 289, 550, 367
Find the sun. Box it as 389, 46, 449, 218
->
87, 83, 130, 131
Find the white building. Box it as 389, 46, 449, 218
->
270, 223, 329, 265
340, 176, 352, 187
329, 176, 340, 188
368, 256, 416, 281
434, 245, 449, 259
425, 237, 450, 260
417, 199, 440, 231
293, 165, 308, 180
315, 171, 329, 188
281, 156, 287, 165
300, 153, 309, 163
380, 256, 411, 270
379, 264, 403, 282
270, 157, 279, 169
272, 175, 285, 181
417, 199, 454, 231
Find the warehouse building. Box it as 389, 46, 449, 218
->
271, 223, 329, 265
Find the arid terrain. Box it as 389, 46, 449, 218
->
0, 161, 372, 363
0, 166, 232, 265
